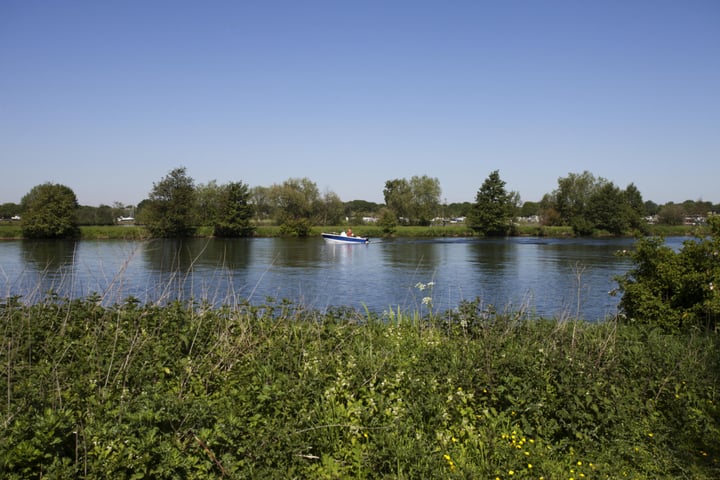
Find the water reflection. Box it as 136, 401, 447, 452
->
0, 236, 689, 319
141, 238, 253, 272
21, 240, 78, 271
11, 240, 79, 299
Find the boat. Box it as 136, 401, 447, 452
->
321, 232, 369, 244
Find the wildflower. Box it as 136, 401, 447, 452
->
422, 296, 432, 306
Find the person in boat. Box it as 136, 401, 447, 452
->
347, 228, 353, 237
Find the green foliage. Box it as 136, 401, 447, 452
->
377, 207, 397, 235
468, 170, 516, 236
140, 167, 197, 238
0, 202, 22, 219
2, 294, 718, 478
76, 204, 116, 226
542, 172, 646, 236
383, 176, 441, 226
617, 216, 720, 331
20, 183, 80, 239
269, 178, 321, 235
213, 181, 255, 237
383, 178, 413, 222
409, 175, 442, 226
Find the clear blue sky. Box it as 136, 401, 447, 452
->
1, 0, 718, 207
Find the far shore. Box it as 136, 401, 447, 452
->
0, 223, 707, 240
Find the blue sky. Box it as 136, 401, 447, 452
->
1, 0, 718, 207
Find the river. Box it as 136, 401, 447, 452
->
0, 236, 688, 320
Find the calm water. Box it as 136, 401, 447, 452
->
0, 236, 688, 320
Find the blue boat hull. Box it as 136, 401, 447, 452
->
321, 233, 369, 244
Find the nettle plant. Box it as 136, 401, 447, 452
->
616, 215, 720, 332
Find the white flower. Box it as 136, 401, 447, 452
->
422, 296, 432, 306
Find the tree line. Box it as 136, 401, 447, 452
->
2, 167, 718, 239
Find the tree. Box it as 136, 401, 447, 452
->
250, 186, 272, 222
552, 171, 599, 235
644, 200, 659, 216
76, 204, 115, 226
542, 172, 645, 235
139, 167, 196, 237
213, 181, 255, 237
586, 182, 630, 235
319, 190, 345, 226
378, 207, 397, 235
468, 170, 516, 236
383, 179, 412, 222
20, 183, 80, 238
657, 203, 684, 225
0, 202, 21, 219
616, 215, 720, 332
195, 180, 223, 226
268, 178, 320, 236
519, 201, 540, 218
409, 175, 442, 226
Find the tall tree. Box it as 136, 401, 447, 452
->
139, 167, 196, 237
20, 183, 80, 238
194, 180, 223, 226
383, 179, 412, 222
250, 186, 272, 222
586, 182, 630, 235
213, 181, 255, 237
409, 175, 442, 226
268, 177, 320, 236
623, 183, 646, 230
319, 190, 344, 226
552, 171, 599, 234
468, 170, 516, 236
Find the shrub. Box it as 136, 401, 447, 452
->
616, 216, 720, 331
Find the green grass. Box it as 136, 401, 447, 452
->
0, 223, 707, 240
1, 296, 718, 478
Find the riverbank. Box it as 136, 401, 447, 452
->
0, 223, 707, 240
1, 297, 717, 478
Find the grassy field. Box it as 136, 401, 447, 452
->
0, 296, 718, 478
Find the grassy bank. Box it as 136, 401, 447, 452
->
0, 223, 706, 240
1, 297, 718, 478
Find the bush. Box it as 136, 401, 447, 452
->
20, 183, 80, 239
616, 216, 720, 332
1, 296, 719, 478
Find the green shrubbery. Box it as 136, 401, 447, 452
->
617, 216, 720, 332
1, 296, 718, 478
